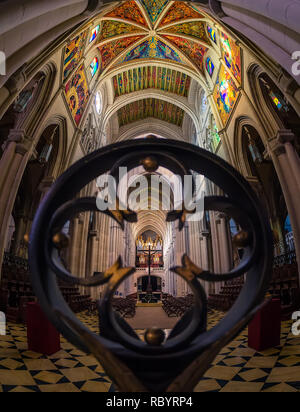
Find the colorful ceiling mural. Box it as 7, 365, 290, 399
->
163, 35, 208, 70
120, 37, 184, 64
162, 22, 208, 43
104, 1, 148, 27
141, 0, 169, 25
159, 2, 204, 26
220, 32, 242, 84
99, 20, 145, 41
61, 1, 244, 131
88, 1, 220, 75
117, 98, 184, 127
65, 64, 90, 125
98, 36, 144, 71
63, 31, 87, 80
113, 66, 191, 97
213, 65, 240, 126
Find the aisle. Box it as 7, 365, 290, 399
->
126, 306, 180, 329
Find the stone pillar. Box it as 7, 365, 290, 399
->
210, 212, 221, 293
0, 130, 32, 279
199, 230, 210, 296
217, 213, 233, 273
69, 218, 80, 276
268, 130, 300, 279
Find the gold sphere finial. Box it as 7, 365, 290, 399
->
144, 328, 166, 346
52, 232, 70, 249
233, 231, 251, 248
23, 233, 30, 244
141, 156, 159, 173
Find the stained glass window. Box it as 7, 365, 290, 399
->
89, 25, 100, 43
269, 90, 289, 112
207, 26, 217, 44
206, 57, 215, 77
90, 57, 99, 78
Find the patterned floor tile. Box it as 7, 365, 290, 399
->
220, 381, 264, 392
0, 310, 298, 392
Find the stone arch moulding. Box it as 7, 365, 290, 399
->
247, 63, 300, 137
103, 93, 201, 136
115, 119, 184, 143
38, 115, 68, 178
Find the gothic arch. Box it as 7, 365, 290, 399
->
233, 115, 268, 177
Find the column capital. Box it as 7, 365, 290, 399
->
6, 129, 32, 147
200, 230, 210, 238
217, 213, 228, 221
268, 136, 286, 156
38, 176, 55, 193
276, 129, 296, 144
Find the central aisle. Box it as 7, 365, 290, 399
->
126, 306, 180, 329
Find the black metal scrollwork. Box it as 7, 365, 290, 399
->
29, 138, 273, 392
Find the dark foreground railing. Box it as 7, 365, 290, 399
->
28, 138, 273, 392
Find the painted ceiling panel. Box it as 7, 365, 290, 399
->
220, 31, 242, 84
98, 36, 144, 71
160, 21, 209, 43
163, 35, 208, 71
213, 65, 240, 126
159, 1, 204, 27
118, 98, 184, 127
99, 20, 145, 41
119, 37, 184, 64
141, 0, 169, 25
63, 31, 87, 80
65, 64, 90, 126
104, 0, 148, 27
113, 66, 191, 97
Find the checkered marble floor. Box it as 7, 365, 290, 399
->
0, 311, 299, 392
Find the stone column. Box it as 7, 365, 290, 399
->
268, 130, 300, 279
217, 213, 233, 273
210, 212, 222, 293
199, 230, 210, 296
69, 218, 80, 276
0, 130, 32, 279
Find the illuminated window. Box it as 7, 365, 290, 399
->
207, 26, 217, 44
269, 90, 289, 112
95, 91, 102, 114
89, 25, 100, 43
90, 57, 99, 78
206, 57, 215, 77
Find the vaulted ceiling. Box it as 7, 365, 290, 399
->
117, 98, 184, 127
113, 67, 191, 98
97, 1, 211, 76
62, 0, 243, 132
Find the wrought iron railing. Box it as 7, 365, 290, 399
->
28, 138, 273, 392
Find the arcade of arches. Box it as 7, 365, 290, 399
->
0, 0, 300, 393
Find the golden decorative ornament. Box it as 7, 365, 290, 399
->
141, 156, 159, 173
23, 233, 30, 244
233, 231, 251, 248
52, 232, 70, 249
144, 328, 166, 346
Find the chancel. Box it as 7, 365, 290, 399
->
0, 0, 300, 394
